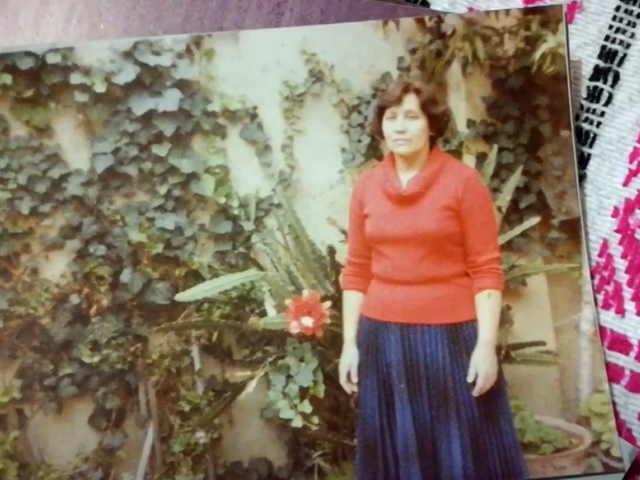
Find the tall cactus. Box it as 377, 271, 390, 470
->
168, 190, 338, 332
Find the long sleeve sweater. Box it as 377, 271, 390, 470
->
339, 146, 504, 325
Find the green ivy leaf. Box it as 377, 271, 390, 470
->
269, 372, 287, 389
13, 52, 39, 70
74, 91, 91, 103
152, 142, 172, 157
284, 381, 299, 398
132, 40, 176, 67
110, 61, 141, 85
15, 196, 34, 215
70, 71, 90, 85
291, 414, 304, 428
168, 148, 206, 174
0, 72, 12, 85
92, 76, 108, 93
190, 173, 217, 197
94, 154, 115, 174
127, 228, 148, 243
172, 58, 198, 80
44, 50, 65, 64
119, 163, 139, 178
278, 404, 296, 420
119, 268, 148, 295
310, 370, 325, 398
298, 398, 313, 414
154, 212, 181, 230
129, 88, 183, 116
153, 115, 179, 136
294, 366, 314, 388
239, 122, 269, 146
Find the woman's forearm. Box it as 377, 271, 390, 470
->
474, 289, 502, 348
342, 290, 365, 347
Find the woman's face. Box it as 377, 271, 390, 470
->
381, 93, 429, 157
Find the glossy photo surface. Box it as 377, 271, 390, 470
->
0, 4, 624, 480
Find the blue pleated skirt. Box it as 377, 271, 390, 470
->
355, 316, 529, 480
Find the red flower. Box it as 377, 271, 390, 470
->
285, 290, 332, 338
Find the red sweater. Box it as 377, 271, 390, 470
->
340, 146, 504, 325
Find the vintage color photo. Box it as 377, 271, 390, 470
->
0, 5, 624, 480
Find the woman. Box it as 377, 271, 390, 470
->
338, 78, 528, 480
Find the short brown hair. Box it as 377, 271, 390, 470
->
370, 78, 451, 144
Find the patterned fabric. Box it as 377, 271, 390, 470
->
378, 0, 640, 453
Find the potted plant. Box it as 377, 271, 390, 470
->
501, 338, 593, 477
510, 397, 593, 477
580, 389, 624, 472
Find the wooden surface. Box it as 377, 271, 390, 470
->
2, 0, 423, 49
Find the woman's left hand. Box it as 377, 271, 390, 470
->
466, 343, 499, 397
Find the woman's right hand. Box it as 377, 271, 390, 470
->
339, 343, 359, 394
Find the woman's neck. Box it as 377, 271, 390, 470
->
394, 141, 431, 174
394, 142, 431, 188
381, 143, 447, 204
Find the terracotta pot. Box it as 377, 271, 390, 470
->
524, 415, 593, 478
596, 448, 625, 473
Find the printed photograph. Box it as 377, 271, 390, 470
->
0, 4, 625, 480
